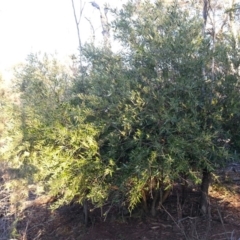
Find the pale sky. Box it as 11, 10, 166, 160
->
0, 0, 125, 80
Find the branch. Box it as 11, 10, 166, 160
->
85, 17, 96, 43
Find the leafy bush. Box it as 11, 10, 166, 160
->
5, 0, 240, 217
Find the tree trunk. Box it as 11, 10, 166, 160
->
83, 199, 88, 225
200, 168, 211, 215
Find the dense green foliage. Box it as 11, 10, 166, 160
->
4, 0, 240, 216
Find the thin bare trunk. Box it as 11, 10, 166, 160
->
210, 0, 217, 102
228, 0, 239, 74
71, 0, 85, 66
229, 0, 237, 46
200, 0, 211, 215
201, 0, 209, 99
89, 2, 111, 48
99, 9, 111, 49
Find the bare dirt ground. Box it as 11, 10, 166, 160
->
1, 166, 240, 240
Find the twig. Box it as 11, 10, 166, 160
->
216, 202, 229, 240
160, 204, 188, 239
85, 17, 96, 43
22, 220, 29, 240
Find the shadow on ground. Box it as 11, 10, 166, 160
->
6, 183, 240, 240
1, 161, 240, 240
